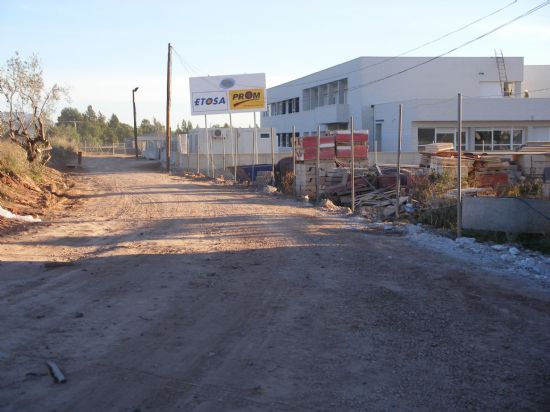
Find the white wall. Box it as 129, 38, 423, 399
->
187, 127, 276, 155
374, 98, 550, 151
524, 65, 550, 98
262, 56, 525, 135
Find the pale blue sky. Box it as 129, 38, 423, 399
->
1, 0, 549, 127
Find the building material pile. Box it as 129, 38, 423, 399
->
294, 131, 369, 197
473, 155, 521, 186
419, 144, 527, 188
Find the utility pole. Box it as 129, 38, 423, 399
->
395, 104, 403, 218
350, 116, 355, 213
457, 93, 463, 237
316, 125, 321, 202
292, 125, 296, 196
166, 43, 172, 173
132, 87, 139, 159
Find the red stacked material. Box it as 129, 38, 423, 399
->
335, 132, 369, 159
302, 136, 335, 160
474, 173, 509, 187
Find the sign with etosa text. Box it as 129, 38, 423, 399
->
229, 89, 265, 111
191, 91, 228, 114
189, 73, 266, 115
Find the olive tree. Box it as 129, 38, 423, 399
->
0, 52, 66, 163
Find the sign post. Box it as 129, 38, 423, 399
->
189, 74, 267, 181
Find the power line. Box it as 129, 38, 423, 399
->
270, 1, 521, 89
347, 0, 550, 92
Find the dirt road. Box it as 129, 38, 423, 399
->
1, 156, 549, 411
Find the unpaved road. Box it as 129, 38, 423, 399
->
1, 156, 549, 411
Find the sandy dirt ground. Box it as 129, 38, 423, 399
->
1, 155, 549, 411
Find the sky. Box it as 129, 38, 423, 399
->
1, 0, 549, 128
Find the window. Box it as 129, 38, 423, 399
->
513, 130, 523, 148
260, 133, 270, 138
418, 128, 435, 149
267, 97, 300, 116
492, 130, 510, 151
475, 130, 492, 151
503, 82, 514, 97
338, 79, 348, 104
474, 128, 524, 151
319, 84, 328, 106
303, 78, 348, 111
328, 81, 338, 105
418, 128, 466, 150
303, 89, 310, 111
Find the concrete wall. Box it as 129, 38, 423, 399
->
462, 197, 550, 234
524, 65, 550, 98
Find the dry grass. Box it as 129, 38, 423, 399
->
0, 140, 46, 183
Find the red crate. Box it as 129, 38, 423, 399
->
335, 132, 369, 143
303, 136, 335, 147
336, 145, 369, 159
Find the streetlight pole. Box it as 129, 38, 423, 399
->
132, 87, 139, 159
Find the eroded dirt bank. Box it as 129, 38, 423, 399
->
1, 156, 549, 411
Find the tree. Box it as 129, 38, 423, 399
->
108, 114, 120, 128
57, 107, 82, 124
0, 52, 66, 163
139, 119, 154, 135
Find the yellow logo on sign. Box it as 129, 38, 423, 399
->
229, 88, 265, 110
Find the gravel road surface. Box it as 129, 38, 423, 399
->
1, 156, 549, 411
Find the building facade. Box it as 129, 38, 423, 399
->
261, 56, 550, 159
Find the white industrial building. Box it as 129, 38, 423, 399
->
261, 56, 550, 162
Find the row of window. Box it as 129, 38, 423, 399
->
418, 127, 524, 151
266, 97, 300, 117
277, 132, 300, 148
303, 78, 347, 111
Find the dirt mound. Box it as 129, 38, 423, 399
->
0, 168, 74, 233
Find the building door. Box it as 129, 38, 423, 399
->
375, 123, 382, 152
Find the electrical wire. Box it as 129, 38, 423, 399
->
270, 0, 521, 89
347, 1, 550, 92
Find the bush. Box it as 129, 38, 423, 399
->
0, 140, 47, 183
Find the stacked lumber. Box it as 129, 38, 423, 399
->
473, 155, 521, 186
430, 156, 474, 177
420, 143, 455, 167
518, 142, 550, 153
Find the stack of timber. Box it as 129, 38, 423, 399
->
518, 141, 550, 153
294, 131, 369, 197
429, 155, 474, 177
420, 143, 455, 167
473, 155, 521, 186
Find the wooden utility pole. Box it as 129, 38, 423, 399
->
166, 43, 172, 173
132, 87, 139, 159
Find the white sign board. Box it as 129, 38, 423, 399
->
189, 73, 267, 115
